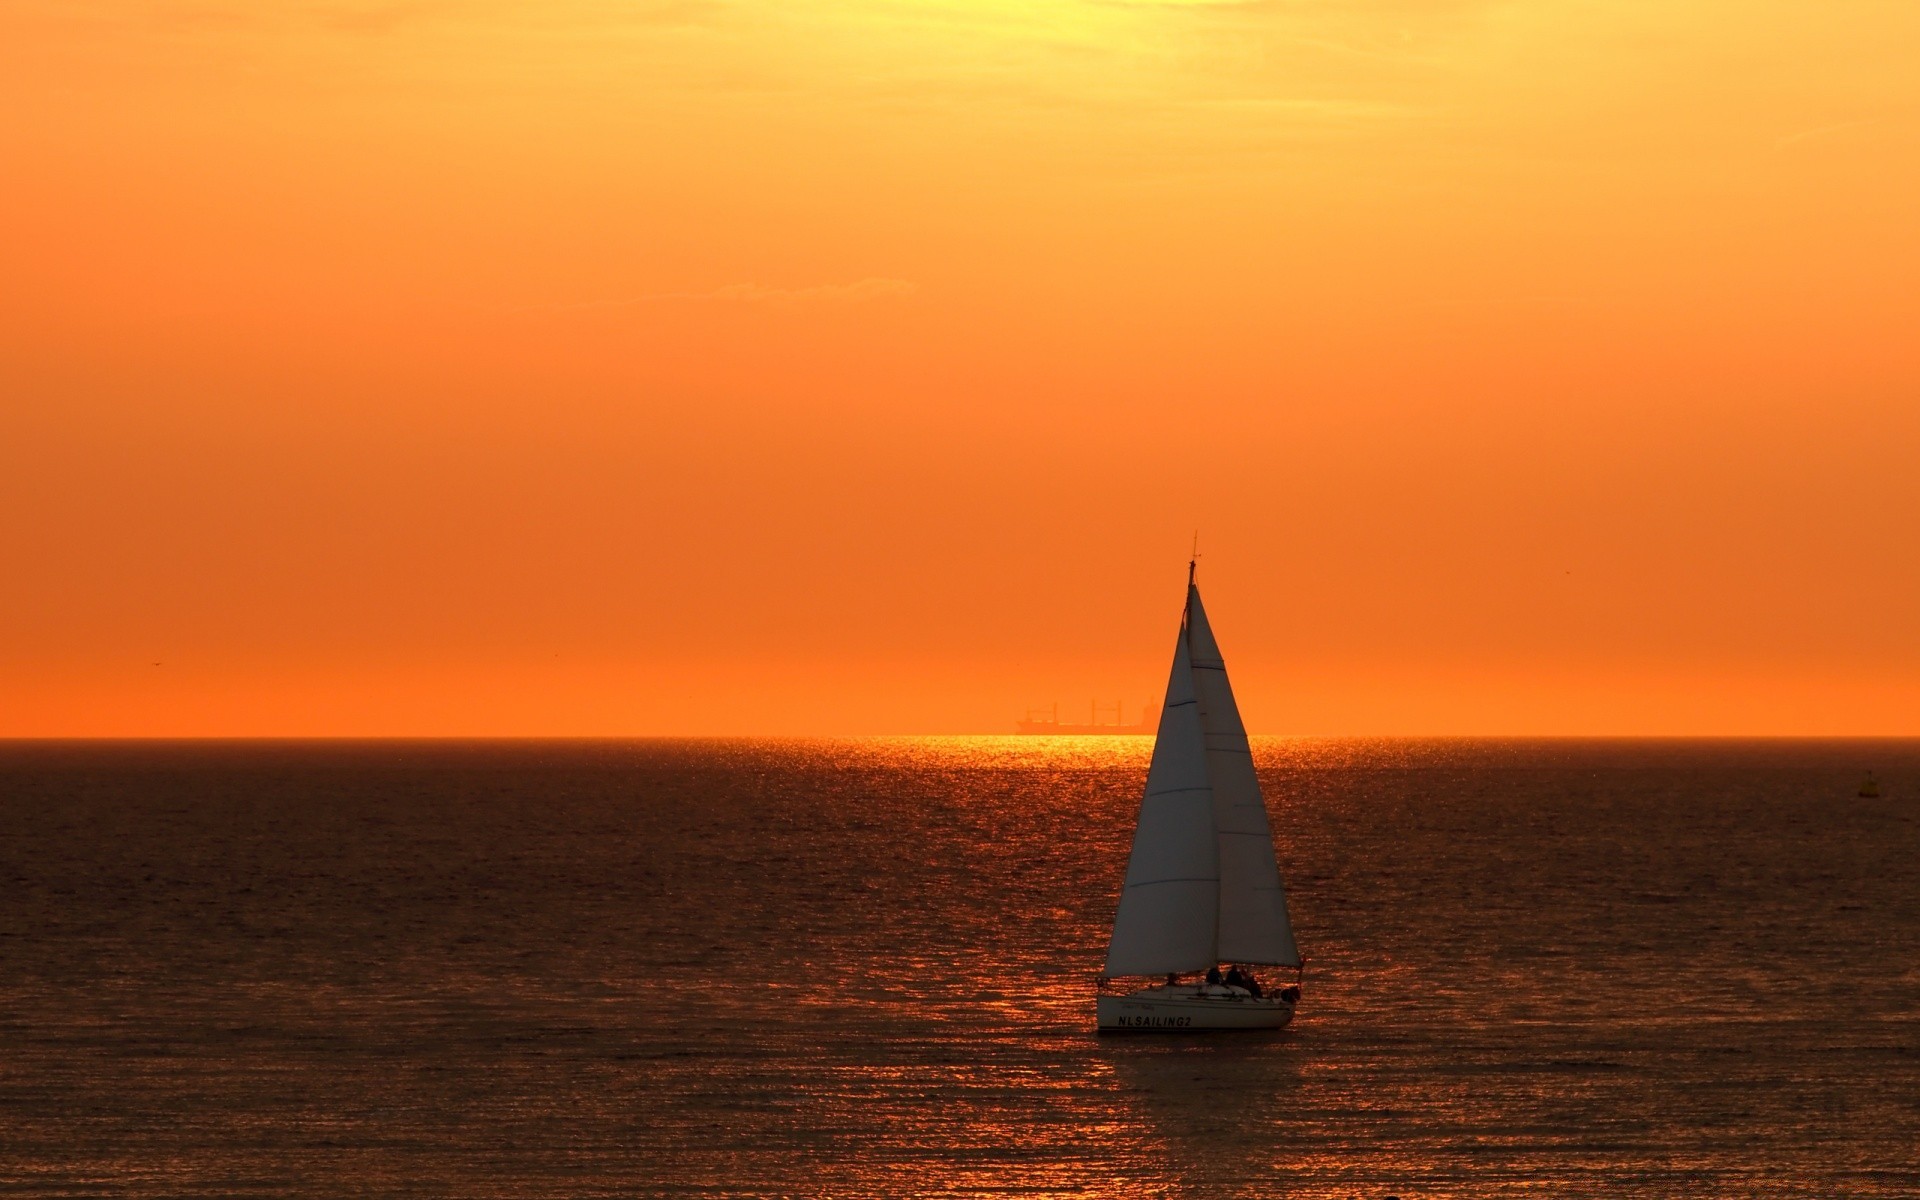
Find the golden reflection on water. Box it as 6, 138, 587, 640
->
792, 733, 1541, 773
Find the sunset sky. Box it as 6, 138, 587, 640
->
4, 1, 1917, 736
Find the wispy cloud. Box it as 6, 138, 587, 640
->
1772, 119, 1873, 152
67, 0, 727, 37
311, 0, 725, 35
701, 278, 920, 304
510, 278, 920, 313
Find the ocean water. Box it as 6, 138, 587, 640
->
1, 737, 1917, 1198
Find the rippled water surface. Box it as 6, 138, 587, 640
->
3, 738, 1918, 1197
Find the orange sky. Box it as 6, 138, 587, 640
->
3, 1, 1917, 736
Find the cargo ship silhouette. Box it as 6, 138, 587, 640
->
1014, 701, 1158, 735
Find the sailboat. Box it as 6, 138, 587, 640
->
1095, 562, 1303, 1033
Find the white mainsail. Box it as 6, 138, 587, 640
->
1103, 574, 1300, 976
1187, 585, 1301, 967
1102, 621, 1220, 977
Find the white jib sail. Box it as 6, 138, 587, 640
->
1103, 615, 1220, 977
1186, 584, 1301, 968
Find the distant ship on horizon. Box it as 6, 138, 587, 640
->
1015, 701, 1158, 735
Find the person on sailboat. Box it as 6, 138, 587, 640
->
1205, 966, 1223, 986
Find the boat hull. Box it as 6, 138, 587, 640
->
1096, 985, 1296, 1033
